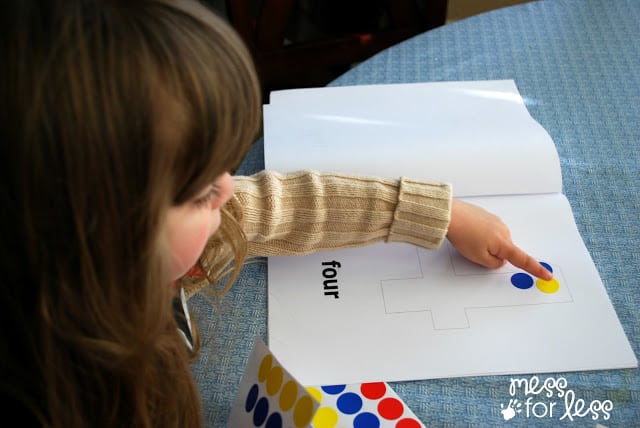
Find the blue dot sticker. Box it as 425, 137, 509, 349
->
354, 412, 381, 428
511, 272, 534, 289
337, 392, 363, 415
265, 412, 283, 428
253, 396, 269, 426
246, 384, 259, 412
540, 262, 553, 273
322, 384, 346, 395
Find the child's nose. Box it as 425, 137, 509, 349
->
210, 172, 234, 210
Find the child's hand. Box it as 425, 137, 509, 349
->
446, 199, 553, 280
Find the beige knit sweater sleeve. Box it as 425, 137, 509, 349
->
180, 170, 451, 294
236, 170, 451, 255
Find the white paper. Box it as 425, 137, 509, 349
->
264, 80, 561, 197
263, 80, 637, 385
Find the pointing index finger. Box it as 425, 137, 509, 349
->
501, 244, 553, 280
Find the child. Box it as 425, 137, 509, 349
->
0, 0, 551, 426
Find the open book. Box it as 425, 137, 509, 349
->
262, 80, 637, 386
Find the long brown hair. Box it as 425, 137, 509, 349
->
0, 0, 261, 426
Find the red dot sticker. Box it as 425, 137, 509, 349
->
396, 418, 423, 428
360, 382, 387, 400
378, 397, 404, 420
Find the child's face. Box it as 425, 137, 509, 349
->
166, 172, 234, 280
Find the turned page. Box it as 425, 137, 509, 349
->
264, 80, 561, 198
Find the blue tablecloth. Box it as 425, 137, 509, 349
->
191, 0, 640, 426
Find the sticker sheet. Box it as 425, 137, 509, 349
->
229, 337, 426, 427
228, 337, 319, 427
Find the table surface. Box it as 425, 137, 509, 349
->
190, 0, 640, 426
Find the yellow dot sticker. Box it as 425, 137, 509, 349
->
312, 406, 339, 428
266, 366, 284, 396
279, 380, 298, 411
293, 395, 315, 427
536, 277, 560, 294
258, 354, 273, 382
305, 386, 323, 404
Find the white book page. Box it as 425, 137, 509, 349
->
267, 193, 637, 385
263, 80, 636, 384
264, 80, 561, 197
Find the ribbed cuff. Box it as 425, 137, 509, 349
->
388, 177, 452, 248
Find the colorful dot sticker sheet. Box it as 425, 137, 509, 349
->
307, 382, 425, 428
229, 337, 426, 428
228, 337, 319, 428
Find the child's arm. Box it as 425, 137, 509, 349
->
181, 170, 550, 295
233, 170, 549, 279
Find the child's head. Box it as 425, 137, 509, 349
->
1, 0, 260, 425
